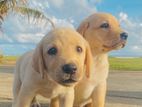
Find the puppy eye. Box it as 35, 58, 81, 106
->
100, 23, 109, 28
48, 47, 57, 55
76, 46, 83, 53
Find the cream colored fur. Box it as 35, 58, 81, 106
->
12, 28, 93, 107
74, 13, 127, 107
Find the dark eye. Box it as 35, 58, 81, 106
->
76, 46, 83, 53
100, 23, 109, 28
48, 47, 57, 55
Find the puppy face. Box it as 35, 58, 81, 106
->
77, 13, 128, 54
32, 28, 93, 87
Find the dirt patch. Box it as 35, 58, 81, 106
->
0, 73, 13, 100
0, 68, 142, 107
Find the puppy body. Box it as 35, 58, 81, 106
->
12, 28, 93, 107
14, 51, 71, 98
74, 13, 127, 107
74, 54, 108, 107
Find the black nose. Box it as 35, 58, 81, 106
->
62, 64, 77, 74
120, 32, 128, 40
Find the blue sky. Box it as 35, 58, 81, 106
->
96, 0, 142, 16
0, 0, 142, 57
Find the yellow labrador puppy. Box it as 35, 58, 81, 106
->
73, 13, 128, 107
12, 28, 93, 107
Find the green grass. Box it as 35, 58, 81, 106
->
1, 56, 142, 71
3, 56, 19, 61
0, 56, 19, 65
109, 57, 142, 71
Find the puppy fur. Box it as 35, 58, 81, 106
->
12, 28, 93, 107
73, 13, 127, 107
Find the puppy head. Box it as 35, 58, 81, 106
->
32, 28, 93, 87
77, 13, 128, 55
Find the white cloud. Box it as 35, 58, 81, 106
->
0, 0, 99, 55
51, 17, 74, 28
119, 12, 134, 28
28, 0, 97, 26
132, 46, 141, 51
28, 0, 49, 12
2, 0, 97, 45
139, 23, 142, 27
0, 31, 3, 39
4, 0, 142, 56
88, 0, 102, 4
15, 33, 44, 43
47, 0, 64, 8
0, 32, 13, 43
119, 12, 128, 21
1, 12, 75, 43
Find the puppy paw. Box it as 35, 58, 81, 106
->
31, 102, 41, 107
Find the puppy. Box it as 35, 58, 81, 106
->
12, 28, 93, 107
73, 13, 128, 107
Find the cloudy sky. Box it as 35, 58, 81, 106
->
0, 0, 142, 57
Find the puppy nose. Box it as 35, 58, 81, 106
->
120, 32, 128, 40
62, 64, 77, 74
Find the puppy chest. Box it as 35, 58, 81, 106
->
38, 85, 65, 99
75, 81, 95, 103
81, 83, 95, 99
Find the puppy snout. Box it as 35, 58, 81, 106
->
120, 32, 128, 40
62, 63, 77, 74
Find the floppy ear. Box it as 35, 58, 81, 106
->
77, 21, 89, 37
32, 42, 46, 78
84, 42, 93, 78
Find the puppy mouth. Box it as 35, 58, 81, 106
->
62, 78, 77, 83
62, 74, 78, 83
103, 40, 126, 50
60, 74, 78, 86
60, 79, 77, 87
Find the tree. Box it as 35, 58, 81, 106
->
0, 0, 55, 29
0, 0, 55, 63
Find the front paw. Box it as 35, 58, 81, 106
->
31, 102, 41, 107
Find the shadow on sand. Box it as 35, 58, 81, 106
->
0, 101, 49, 107
107, 90, 142, 105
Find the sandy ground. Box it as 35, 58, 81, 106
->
0, 66, 142, 107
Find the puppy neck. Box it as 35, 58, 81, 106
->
91, 46, 108, 57
93, 53, 109, 70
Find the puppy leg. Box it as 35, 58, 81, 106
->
12, 69, 22, 106
91, 81, 107, 107
50, 97, 59, 107
60, 88, 74, 107
31, 97, 41, 107
84, 103, 93, 107
13, 84, 36, 107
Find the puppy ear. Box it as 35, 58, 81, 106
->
77, 21, 89, 37
32, 42, 46, 78
85, 42, 93, 78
